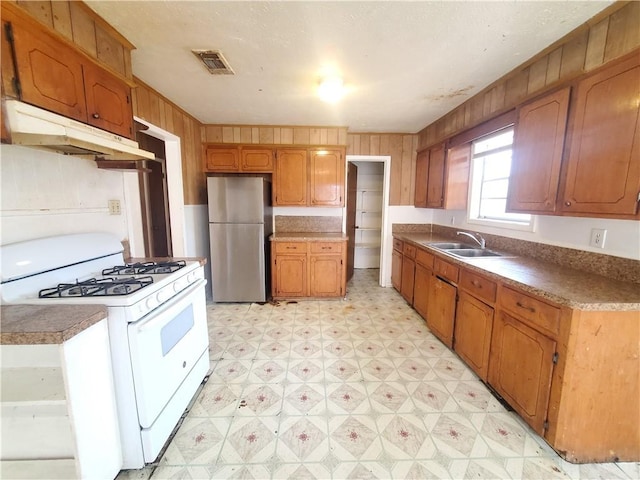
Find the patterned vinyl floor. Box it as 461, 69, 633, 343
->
117, 269, 638, 480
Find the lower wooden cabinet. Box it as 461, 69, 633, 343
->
400, 254, 416, 305
271, 239, 346, 299
426, 275, 456, 348
413, 264, 431, 320
391, 242, 403, 292
454, 291, 494, 381
273, 253, 307, 297
392, 235, 639, 462
488, 311, 556, 435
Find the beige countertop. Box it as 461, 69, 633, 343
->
394, 232, 640, 311
270, 232, 348, 241
1, 304, 108, 345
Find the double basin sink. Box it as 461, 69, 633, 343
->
427, 242, 503, 258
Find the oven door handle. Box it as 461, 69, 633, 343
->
136, 278, 206, 332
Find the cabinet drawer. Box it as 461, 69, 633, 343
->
310, 242, 343, 254
415, 248, 434, 269
434, 257, 459, 283
500, 286, 560, 337
275, 242, 307, 254
393, 238, 403, 252
460, 270, 497, 304
403, 243, 416, 259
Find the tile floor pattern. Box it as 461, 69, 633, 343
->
118, 269, 638, 480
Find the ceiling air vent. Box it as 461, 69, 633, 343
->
192, 50, 235, 75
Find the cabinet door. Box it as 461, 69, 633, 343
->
10, 20, 87, 123
400, 256, 415, 305
444, 143, 471, 210
561, 55, 640, 217
309, 255, 343, 297
274, 254, 307, 297
241, 148, 274, 172
204, 147, 239, 172
507, 88, 570, 214
489, 311, 556, 435
414, 149, 429, 207
413, 264, 431, 320
426, 143, 446, 208
391, 249, 403, 292
426, 276, 456, 348
83, 64, 133, 138
309, 149, 344, 206
274, 149, 307, 205
454, 292, 494, 381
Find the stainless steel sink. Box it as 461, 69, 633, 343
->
445, 248, 502, 258
427, 242, 476, 250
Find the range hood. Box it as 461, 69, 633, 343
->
3, 100, 154, 160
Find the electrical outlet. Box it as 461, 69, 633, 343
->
589, 228, 606, 248
108, 199, 121, 216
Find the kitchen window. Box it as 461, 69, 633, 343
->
467, 127, 534, 231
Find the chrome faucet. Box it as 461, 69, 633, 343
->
457, 231, 486, 249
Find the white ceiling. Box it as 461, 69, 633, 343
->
86, 1, 613, 133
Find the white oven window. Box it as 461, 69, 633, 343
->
160, 305, 195, 356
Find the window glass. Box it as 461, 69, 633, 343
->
468, 127, 534, 229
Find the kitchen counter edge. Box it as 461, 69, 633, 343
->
394, 232, 640, 311
1, 304, 108, 345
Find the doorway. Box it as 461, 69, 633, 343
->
344, 155, 391, 287
136, 132, 172, 257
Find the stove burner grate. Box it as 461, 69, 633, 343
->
102, 260, 187, 276
39, 276, 154, 298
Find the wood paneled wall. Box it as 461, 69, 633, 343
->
132, 78, 206, 206
10, 0, 133, 80
417, 1, 640, 149
347, 133, 418, 206
202, 125, 348, 146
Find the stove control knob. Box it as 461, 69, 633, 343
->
157, 289, 170, 304
146, 297, 157, 311
173, 281, 184, 293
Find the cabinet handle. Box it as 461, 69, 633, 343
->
471, 280, 481, 288
322, 246, 331, 250
286, 246, 295, 249
516, 301, 536, 313
564, 201, 571, 206
92, 113, 100, 119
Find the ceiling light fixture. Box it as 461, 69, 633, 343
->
318, 76, 345, 103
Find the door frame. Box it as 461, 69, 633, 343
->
126, 117, 186, 257
344, 155, 391, 287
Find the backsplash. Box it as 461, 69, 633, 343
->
275, 215, 342, 233
393, 223, 640, 284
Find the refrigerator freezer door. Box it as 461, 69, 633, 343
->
207, 176, 265, 224
209, 223, 266, 302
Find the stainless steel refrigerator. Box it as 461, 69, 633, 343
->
207, 176, 272, 302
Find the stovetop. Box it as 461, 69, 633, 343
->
37, 261, 188, 298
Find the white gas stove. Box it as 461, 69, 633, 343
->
1, 233, 210, 469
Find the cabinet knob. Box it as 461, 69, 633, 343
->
92, 113, 100, 119
564, 201, 571, 206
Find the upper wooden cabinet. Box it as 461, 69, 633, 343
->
309, 149, 344, 206
414, 142, 470, 209
1, 4, 134, 139
507, 87, 571, 214
274, 147, 344, 207
560, 54, 640, 217
274, 149, 308, 205
204, 145, 274, 173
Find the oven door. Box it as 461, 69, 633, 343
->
127, 279, 209, 428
